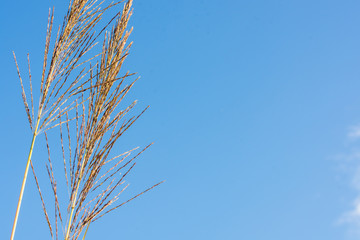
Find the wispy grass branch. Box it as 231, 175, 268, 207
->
12, 0, 163, 239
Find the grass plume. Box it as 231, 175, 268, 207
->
12, 0, 163, 239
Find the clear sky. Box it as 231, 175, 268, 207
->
1, 0, 360, 239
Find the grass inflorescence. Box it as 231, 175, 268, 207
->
11, 1, 163, 239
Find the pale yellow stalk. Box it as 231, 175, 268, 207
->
10, 117, 41, 240
82, 224, 90, 240
65, 159, 87, 240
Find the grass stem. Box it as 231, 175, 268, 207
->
10, 119, 40, 240
82, 224, 90, 240
65, 149, 88, 240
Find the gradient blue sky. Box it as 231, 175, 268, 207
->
1, 0, 360, 239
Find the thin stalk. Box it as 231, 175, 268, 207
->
10, 118, 41, 240
82, 224, 90, 240
65, 150, 88, 240
64, 183, 78, 240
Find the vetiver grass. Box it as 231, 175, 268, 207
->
12, 0, 162, 239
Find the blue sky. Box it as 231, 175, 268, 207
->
1, 0, 360, 239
